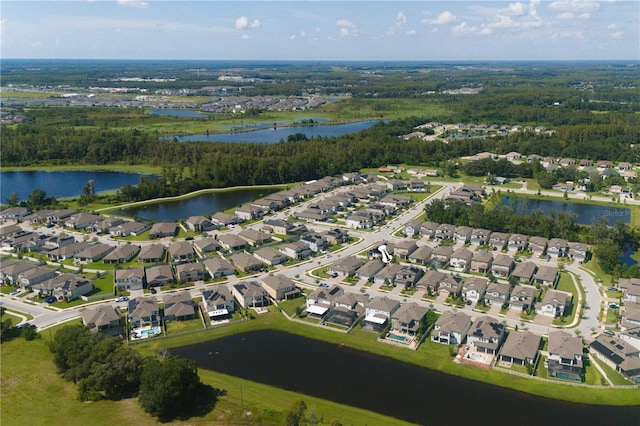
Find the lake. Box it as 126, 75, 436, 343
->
118, 187, 279, 221
171, 330, 639, 426
165, 120, 382, 143
502, 196, 631, 226
1, 170, 148, 201
148, 108, 214, 118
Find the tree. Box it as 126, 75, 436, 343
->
87, 347, 144, 400
138, 356, 202, 421
6, 192, 20, 207
285, 399, 307, 426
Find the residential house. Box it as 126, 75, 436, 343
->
431, 311, 473, 345
108, 220, 151, 237
260, 274, 300, 301
420, 221, 439, 238
238, 229, 272, 246
620, 324, 640, 351
393, 240, 418, 259
416, 270, 447, 293
534, 266, 559, 287
128, 296, 161, 327
467, 315, 505, 355
470, 251, 493, 274
431, 246, 453, 267
438, 275, 464, 298
499, 331, 541, 366
229, 252, 264, 273
356, 259, 387, 281
149, 222, 176, 239
618, 162, 633, 171
485, 282, 511, 306
589, 336, 640, 383
202, 286, 235, 321
262, 219, 305, 235
73, 244, 115, 265
379, 193, 412, 209
404, 220, 423, 237
279, 240, 312, 260
363, 296, 400, 331
327, 256, 363, 277
393, 265, 425, 288
509, 284, 537, 311
169, 241, 195, 262
0, 206, 29, 219
489, 232, 508, 251
145, 264, 174, 287
163, 292, 196, 321
491, 254, 514, 279
408, 245, 433, 265
64, 212, 102, 230
235, 205, 265, 221
46, 209, 78, 224
202, 256, 236, 278
193, 238, 222, 257
211, 212, 238, 227
450, 247, 473, 272
547, 330, 584, 382
300, 233, 329, 252
103, 244, 140, 264
511, 261, 538, 284
46, 241, 92, 262
137, 243, 165, 263
454, 226, 473, 244
559, 158, 576, 167
115, 267, 145, 290
217, 234, 248, 252
231, 281, 269, 309
185, 215, 215, 232
345, 211, 374, 229
548, 238, 569, 258
307, 284, 344, 309
251, 198, 277, 213
619, 278, 640, 303
0, 259, 37, 285
175, 262, 204, 283
435, 223, 455, 241
54, 275, 94, 302
82, 305, 123, 337
391, 303, 428, 336
569, 243, 589, 263
463, 277, 488, 303
470, 228, 491, 246
537, 290, 570, 318
528, 236, 547, 256
253, 247, 288, 266
508, 234, 528, 252
18, 266, 57, 290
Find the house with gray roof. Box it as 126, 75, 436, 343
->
408, 245, 433, 265
404, 219, 423, 237
185, 215, 215, 232
202, 286, 235, 321
18, 266, 57, 289
169, 241, 195, 262
416, 269, 447, 293
115, 267, 145, 290
211, 212, 238, 227
145, 264, 174, 287
589, 335, 640, 383
393, 240, 418, 259
356, 259, 386, 281
229, 252, 264, 273
499, 331, 541, 366
511, 261, 537, 284
435, 223, 455, 241
82, 305, 123, 337
509, 284, 537, 311
432, 310, 473, 345
489, 232, 509, 251
175, 262, 204, 283
217, 234, 248, 252
373, 263, 404, 285
431, 245, 453, 267
462, 276, 488, 303
528, 236, 547, 256
450, 247, 473, 272
238, 229, 272, 246
66, 244, 112, 265
261, 274, 300, 301
46, 241, 93, 261
103, 244, 140, 264
619, 278, 640, 303
485, 282, 510, 306
0, 259, 37, 285
137, 243, 165, 263
393, 265, 425, 288
536, 290, 570, 318
470, 251, 493, 274
149, 222, 176, 239
202, 256, 236, 278
470, 228, 490, 246
128, 296, 161, 328
64, 212, 102, 230
534, 265, 559, 287
53, 275, 94, 302
454, 226, 473, 244
231, 281, 269, 309
467, 315, 505, 355
307, 284, 344, 313
327, 256, 363, 277
548, 238, 569, 258
508, 234, 528, 251
279, 240, 312, 260
235, 205, 265, 221
547, 330, 583, 382
163, 292, 196, 321
108, 220, 151, 237
420, 221, 439, 238
568, 243, 589, 263
193, 238, 222, 257
299, 233, 329, 253
363, 296, 400, 331
437, 275, 464, 298
253, 247, 288, 266
391, 303, 428, 336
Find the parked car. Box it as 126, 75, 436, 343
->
607, 287, 618, 292
9, 289, 21, 296
603, 329, 615, 336
150, 287, 157, 294
115, 296, 129, 302
609, 303, 619, 309
45, 296, 57, 304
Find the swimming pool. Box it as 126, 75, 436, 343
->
132, 326, 162, 339
386, 333, 409, 343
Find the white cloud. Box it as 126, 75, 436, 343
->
336, 19, 358, 37
241, 33, 250, 40
579, 13, 591, 19
117, 0, 148, 9
484, 0, 542, 31
396, 11, 407, 28
611, 31, 623, 39
406, 29, 417, 36
235, 16, 260, 30
549, 1, 600, 13
557, 12, 575, 20
300, 31, 306, 38
452, 22, 475, 34
422, 11, 457, 25
607, 23, 617, 29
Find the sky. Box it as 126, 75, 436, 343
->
1, 1, 638, 61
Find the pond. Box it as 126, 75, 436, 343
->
118, 187, 279, 221
170, 330, 638, 425
164, 120, 382, 143
502, 196, 631, 226
148, 108, 214, 118
1, 170, 148, 201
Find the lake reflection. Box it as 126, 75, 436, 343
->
171, 330, 639, 426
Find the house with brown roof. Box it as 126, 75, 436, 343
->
547, 330, 584, 382
393, 240, 418, 259
548, 238, 569, 258
145, 264, 174, 287
261, 274, 300, 301
528, 236, 547, 256
485, 282, 510, 306
231, 281, 269, 309
435, 223, 455, 241
235, 205, 265, 221
391, 303, 428, 336
82, 305, 123, 337
363, 296, 400, 331
462, 277, 488, 303
137, 243, 165, 263
229, 252, 264, 273
202, 286, 235, 321
175, 262, 204, 283
128, 296, 161, 328
193, 238, 222, 257
217, 234, 248, 251
211, 212, 238, 227
454, 226, 473, 244
115, 267, 145, 290
327, 256, 363, 277
467, 315, 505, 355
508, 234, 528, 252
431, 311, 473, 345
279, 240, 312, 260
415, 270, 447, 293
431, 246, 453, 267
149, 222, 176, 239
103, 244, 140, 264
253, 247, 288, 266
420, 221, 439, 238
491, 254, 514, 278
185, 215, 215, 232
568, 243, 589, 263
470, 228, 490, 246
509, 284, 537, 311
169, 241, 195, 262
438, 275, 464, 298
534, 265, 559, 287
238, 229, 272, 246
489, 232, 508, 251
450, 247, 473, 272
202, 256, 236, 278
499, 331, 541, 366
536, 290, 570, 317
589, 336, 640, 383
470, 251, 493, 274
408, 245, 433, 265
512, 261, 537, 284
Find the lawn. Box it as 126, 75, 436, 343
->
591, 356, 635, 386
276, 296, 306, 317
165, 317, 206, 335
